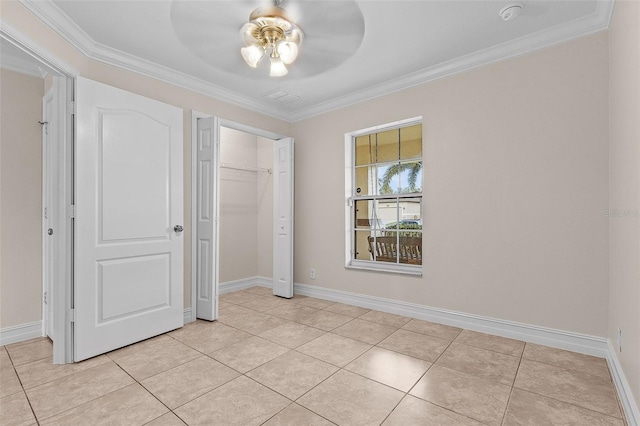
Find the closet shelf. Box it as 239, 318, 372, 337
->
221, 162, 271, 174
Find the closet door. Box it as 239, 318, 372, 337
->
273, 137, 294, 298
195, 117, 219, 320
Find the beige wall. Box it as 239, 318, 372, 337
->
609, 0, 640, 410
0, 69, 44, 328
292, 32, 610, 337
0, 1, 291, 311
219, 128, 274, 283
219, 127, 259, 282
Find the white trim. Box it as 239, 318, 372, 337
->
0, 321, 44, 346
16, 0, 614, 122
218, 119, 286, 141
219, 276, 272, 294
345, 117, 424, 274
0, 20, 78, 77
0, 52, 47, 78
183, 308, 193, 325
294, 283, 609, 357
42, 87, 54, 341
17, 0, 94, 57
346, 263, 423, 276
607, 341, 640, 426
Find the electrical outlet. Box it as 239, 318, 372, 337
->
310, 268, 316, 280
617, 327, 622, 352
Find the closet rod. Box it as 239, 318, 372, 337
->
220, 162, 272, 174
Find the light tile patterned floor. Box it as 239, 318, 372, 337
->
0, 287, 628, 426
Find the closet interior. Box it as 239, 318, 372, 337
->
219, 126, 275, 286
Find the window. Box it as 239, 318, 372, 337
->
345, 118, 423, 275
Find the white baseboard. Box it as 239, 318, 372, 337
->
294, 282, 639, 424
219, 276, 272, 294
294, 283, 609, 357
0, 321, 43, 346
183, 308, 193, 324
607, 340, 640, 426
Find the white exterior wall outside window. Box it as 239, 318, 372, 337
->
345, 117, 423, 275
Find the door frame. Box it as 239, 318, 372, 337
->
42, 86, 54, 340
1, 23, 77, 363
190, 112, 288, 322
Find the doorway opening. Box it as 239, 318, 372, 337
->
191, 113, 294, 322
0, 28, 76, 363
219, 127, 275, 291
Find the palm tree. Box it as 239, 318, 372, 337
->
379, 162, 422, 194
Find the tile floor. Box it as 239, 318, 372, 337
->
0, 287, 628, 426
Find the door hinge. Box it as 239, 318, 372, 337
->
348, 198, 354, 207
67, 205, 76, 218
67, 308, 76, 323
44, 207, 48, 220
44, 291, 48, 304
67, 101, 76, 115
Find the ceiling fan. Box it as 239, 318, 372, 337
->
239, 0, 304, 77
170, 0, 365, 79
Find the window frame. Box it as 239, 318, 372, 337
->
344, 117, 423, 276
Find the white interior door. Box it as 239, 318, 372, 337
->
195, 117, 218, 320
273, 137, 294, 298
42, 88, 55, 340
75, 77, 183, 361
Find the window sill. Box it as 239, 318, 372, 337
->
346, 260, 423, 277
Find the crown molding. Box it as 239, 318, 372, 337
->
288, 0, 615, 122
18, 0, 615, 123
0, 19, 79, 76
17, 0, 95, 57
87, 41, 293, 122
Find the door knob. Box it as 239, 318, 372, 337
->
174, 225, 184, 233
47, 228, 54, 236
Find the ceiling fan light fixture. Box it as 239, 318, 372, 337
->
269, 55, 288, 77
240, 2, 303, 76
241, 44, 264, 68
277, 41, 298, 64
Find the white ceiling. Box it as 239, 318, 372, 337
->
19, 0, 613, 121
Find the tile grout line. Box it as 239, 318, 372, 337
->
509, 386, 626, 421
517, 354, 614, 383
169, 307, 351, 421
5, 344, 43, 426
28, 367, 132, 424
111, 358, 180, 424
499, 342, 526, 426
513, 357, 624, 413
221, 301, 379, 425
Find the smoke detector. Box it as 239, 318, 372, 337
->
499, 3, 523, 21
